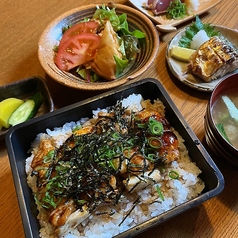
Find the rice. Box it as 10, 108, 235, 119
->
25, 93, 205, 238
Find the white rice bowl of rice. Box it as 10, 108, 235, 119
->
6, 78, 224, 238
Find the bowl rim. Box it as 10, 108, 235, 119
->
38, 3, 160, 90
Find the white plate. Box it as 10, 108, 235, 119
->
166, 25, 238, 92
128, 0, 222, 32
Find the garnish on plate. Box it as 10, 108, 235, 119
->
170, 45, 195, 62
178, 15, 220, 48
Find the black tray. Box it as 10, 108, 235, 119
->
6, 78, 224, 238
0, 76, 54, 141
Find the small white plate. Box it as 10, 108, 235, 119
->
166, 25, 238, 92
128, 0, 222, 32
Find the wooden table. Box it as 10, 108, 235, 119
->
0, 0, 238, 237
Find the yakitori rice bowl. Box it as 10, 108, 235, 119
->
25, 93, 205, 238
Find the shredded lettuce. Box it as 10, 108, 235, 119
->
93, 5, 120, 30
93, 5, 145, 39
114, 56, 129, 77
178, 16, 220, 48
117, 13, 146, 39
122, 35, 140, 61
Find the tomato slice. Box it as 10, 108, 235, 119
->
55, 33, 101, 71
59, 21, 99, 46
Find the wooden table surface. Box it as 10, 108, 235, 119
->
0, 0, 238, 237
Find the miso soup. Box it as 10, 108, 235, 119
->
212, 88, 238, 149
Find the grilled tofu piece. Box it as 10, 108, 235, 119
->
187, 36, 238, 82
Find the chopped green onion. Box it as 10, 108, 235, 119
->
160, 167, 165, 173
77, 200, 87, 205
112, 131, 120, 139
156, 185, 165, 201
146, 153, 156, 161
34, 166, 48, 171
42, 191, 57, 209
43, 150, 55, 164
169, 170, 179, 179
129, 163, 143, 168
148, 137, 161, 149
136, 122, 147, 128
148, 118, 164, 135
72, 125, 82, 132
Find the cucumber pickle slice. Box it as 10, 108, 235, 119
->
8, 92, 43, 126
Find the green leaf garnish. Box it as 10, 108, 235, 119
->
178, 15, 220, 48
166, 0, 187, 20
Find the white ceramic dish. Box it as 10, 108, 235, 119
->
166, 25, 238, 92
128, 0, 222, 32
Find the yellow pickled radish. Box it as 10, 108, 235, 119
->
0, 98, 24, 128
170, 45, 196, 62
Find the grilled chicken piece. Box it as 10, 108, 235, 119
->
159, 131, 179, 163
56, 205, 89, 236
187, 36, 238, 82
134, 109, 171, 130
31, 139, 55, 178
49, 200, 76, 227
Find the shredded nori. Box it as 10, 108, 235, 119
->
33, 101, 167, 212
